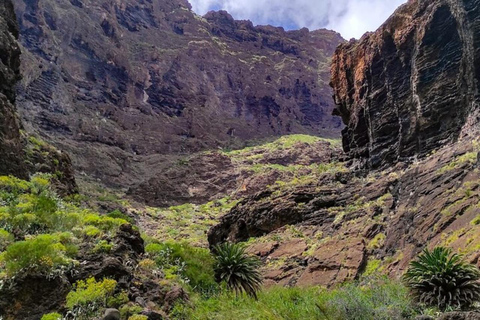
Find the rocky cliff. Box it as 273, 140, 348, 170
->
0, 0, 76, 194
209, 0, 480, 287
12, 0, 344, 189
331, 0, 480, 170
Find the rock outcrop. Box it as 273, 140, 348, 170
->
0, 0, 77, 194
209, 0, 480, 287
12, 0, 344, 190
331, 0, 480, 170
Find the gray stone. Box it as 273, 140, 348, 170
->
102, 308, 120, 320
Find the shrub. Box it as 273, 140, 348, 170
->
213, 242, 262, 299
119, 304, 143, 319
93, 240, 113, 253
107, 209, 134, 224
403, 247, 480, 310
107, 290, 129, 308
146, 241, 217, 294
66, 277, 117, 319
41, 313, 62, 320
0, 233, 74, 276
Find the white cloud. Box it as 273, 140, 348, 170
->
188, 0, 407, 39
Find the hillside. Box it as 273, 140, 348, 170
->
12, 0, 344, 191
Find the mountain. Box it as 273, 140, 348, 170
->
0, 0, 76, 195
12, 0, 344, 190
209, 0, 480, 287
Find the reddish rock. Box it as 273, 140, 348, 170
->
247, 241, 278, 257
269, 239, 308, 259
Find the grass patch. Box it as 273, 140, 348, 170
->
172, 277, 417, 320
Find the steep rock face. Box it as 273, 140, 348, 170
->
13, 0, 344, 188
0, 0, 76, 194
331, 0, 480, 170
0, 0, 25, 177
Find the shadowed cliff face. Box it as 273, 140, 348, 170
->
0, 0, 24, 177
12, 0, 344, 188
331, 0, 480, 170
0, 0, 76, 195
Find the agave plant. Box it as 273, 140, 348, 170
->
403, 247, 480, 310
213, 242, 263, 299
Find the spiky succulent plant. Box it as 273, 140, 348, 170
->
403, 247, 480, 310
213, 242, 263, 299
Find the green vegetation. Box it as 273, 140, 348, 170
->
213, 242, 262, 299
173, 277, 416, 320
403, 247, 480, 310
144, 240, 217, 294
41, 313, 62, 320
0, 174, 130, 284
128, 315, 148, 320
145, 197, 239, 246
438, 151, 478, 173
66, 277, 117, 319
471, 214, 480, 226
0, 233, 75, 276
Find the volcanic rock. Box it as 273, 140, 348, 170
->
12, 0, 344, 190
209, 0, 480, 286
331, 0, 480, 170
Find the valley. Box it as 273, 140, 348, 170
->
0, 0, 479, 319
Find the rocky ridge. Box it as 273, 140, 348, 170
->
13, 0, 344, 191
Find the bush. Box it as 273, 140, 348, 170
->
107, 290, 129, 308
107, 209, 134, 224
0, 233, 74, 276
213, 242, 262, 299
146, 241, 217, 294
41, 313, 62, 320
66, 277, 117, 319
403, 247, 480, 310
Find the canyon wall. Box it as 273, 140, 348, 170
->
13, 0, 344, 188
0, 0, 76, 194
331, 0, 480, 170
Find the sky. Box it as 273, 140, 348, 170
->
189, 0, 407, 39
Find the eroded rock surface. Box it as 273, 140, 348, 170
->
331, 0, 480, 170
13, 0, 344, 190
